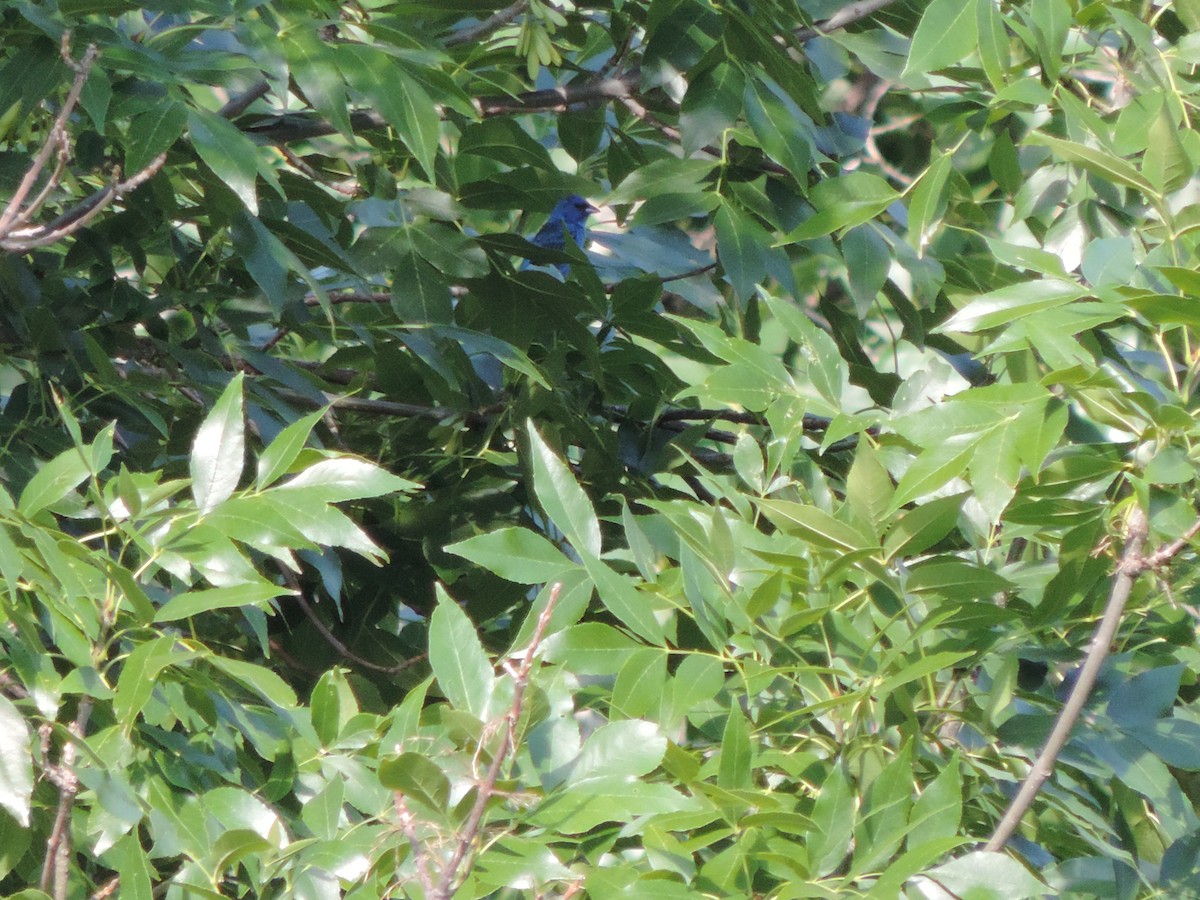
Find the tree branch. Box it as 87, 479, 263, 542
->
984, 505, 1152, 852
431, 583, 563, 899
0, 36, 98, 238
445, 1, 530, 48
795, 0, 900, 40
40, 699, 94, 900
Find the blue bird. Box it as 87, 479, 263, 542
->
521, 195, 596, 274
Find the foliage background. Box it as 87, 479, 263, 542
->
2, 0, 1200, 897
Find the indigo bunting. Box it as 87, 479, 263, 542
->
522, 195, 596, 274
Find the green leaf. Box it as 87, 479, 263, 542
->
608, 159, 717, 204
570, 720, 666, 782
718, 706, 752, 789
187, 108, 259, 214
907, 151, 953, 253
853, 744, 914, 874
716, 202, 778, 302
904, 0, 980, 77
284, 30, 352, 140
888, 435, 980, 513
1144, 105, 1195, 194
378, 752, 450, 811
756, 500, 877, 555
905, 560, 1013, 600
908, 754, 961, 843
114, 637, 199, 726
780, 172, 899, 242
429, 586, 494, 719
391, 251, 452, 324
542, 623, 640, 675
445, 527, 574, 584
275, 457, 419, 503
18, 447, 90, 517
208, 657, 298, 708
108, 833, 153, 900
808, 763, 855, 876
190, 373, 245, 515
924, 850, 1047, 898
976, 0, 1010, 89
154, 582, 290, 623
762, 292, 848, 406
0, 695, 32, 827
1029, 0, 1071, 82
1028, 131, 1159, 196
745, 76, 815, 183
525, 421, 601, 557
680, 62, 744, 155
612, 649, 668, 720
530, 776, 700, 834
126, 101, 185, 173
256, 408, 326, 488
581, 552, 667, 644
939, 278, 1087, 333
339, 46, 440, 180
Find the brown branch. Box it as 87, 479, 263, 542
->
1137, 516, 1200, 570
431, 583, 563, 900
477, 72, 639, 116
0, 37, 98, 237
276, 563, 426, 675
984, 506, 1151, 852
0, 669, 29, 699
217, 79, 272, 119
1, 152, 168, 252
661, 262, 718, 284
41, 699, 94, 900
446, 1, 530, 48
394, 793, 436, 896
795, 0, 900, 40
278, 146, 360, 196
89, 875, 120, 900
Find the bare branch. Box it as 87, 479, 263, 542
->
279, 146, 360, 196
795, 0, 900, 40
276, 563, 426, 676
217, 79, 272, 119
1136, 516, 1200, 571
394, 793, 437, 896
0, 39, 99, 236
40, 699, 94, 900
1, 152, 168, 252
446, 1, 530, 48
432, 583, 563, 900
985, 506, 1150, 852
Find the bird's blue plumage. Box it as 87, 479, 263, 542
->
522, 195, 595, 274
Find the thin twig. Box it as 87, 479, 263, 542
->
0, 38, 98, 236
394, 793, 436, 896
217, 79, 271, 119
661, 262, 717, 284
795, 0, 900, 40
860, 77, 913, 187
477, 73, 638, 117
277, 564, 426, 675
431, 583, 563, 899
89, 875, 120, 900
41, 699, 94, 900
984, 506, 1151, 851
446, 0, 530, 48
278, 146, 359, 195
1, 153, 168, 251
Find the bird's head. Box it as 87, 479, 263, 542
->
554, 195, 597, 224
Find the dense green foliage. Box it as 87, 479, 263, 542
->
3, 0, 1200, 896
